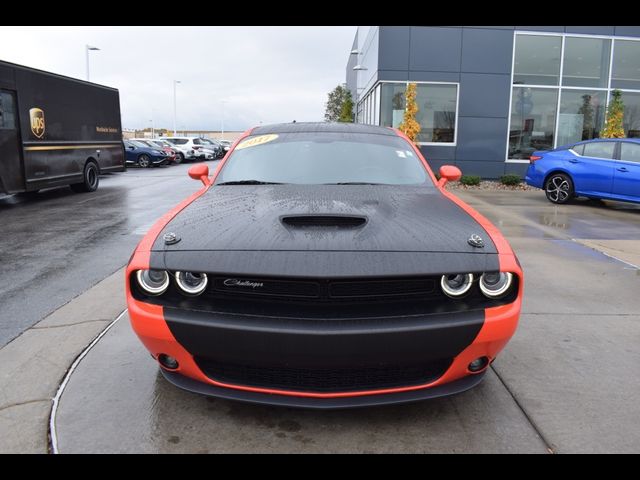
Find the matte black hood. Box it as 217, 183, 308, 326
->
152, 185, 496, 254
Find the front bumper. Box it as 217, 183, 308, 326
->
128, 294, 520, 404
160, 368, 486, 409
126, 249, 522, 406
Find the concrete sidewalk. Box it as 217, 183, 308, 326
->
0, 268, 126, 453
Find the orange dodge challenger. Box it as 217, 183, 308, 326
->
126, 123, 523, 408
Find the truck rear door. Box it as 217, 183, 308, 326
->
0, 89, 24, 194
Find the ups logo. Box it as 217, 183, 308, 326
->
29, 108, 45, 139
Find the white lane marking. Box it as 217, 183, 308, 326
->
49, 309, 127, 454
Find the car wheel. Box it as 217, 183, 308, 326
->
70, 161, 99, 193
545, 173, 574, 204
175, 153, 184, 164
138, 154, 151, 168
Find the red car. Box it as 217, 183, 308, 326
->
126, 123, 523, 408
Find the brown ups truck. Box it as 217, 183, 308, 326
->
0, 60, 125, 195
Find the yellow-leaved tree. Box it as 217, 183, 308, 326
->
398, 83, 421, 142
600, 89, 625, 138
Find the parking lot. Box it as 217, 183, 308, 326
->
2, 166, 638, 453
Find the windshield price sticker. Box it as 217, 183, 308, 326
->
235, 134, 279, 150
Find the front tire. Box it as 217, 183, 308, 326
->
71, 161, 99, 193
174, 152, 184, 164
545, 173, 574, 204
138, 154, 151, 168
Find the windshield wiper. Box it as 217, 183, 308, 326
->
326, 182, 389, 185
216, 180, 286, 186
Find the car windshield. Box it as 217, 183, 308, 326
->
130, 140, 149, 148
166, 138, 188, 145
215, 132, 432, 186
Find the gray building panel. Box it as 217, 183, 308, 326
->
504, 163, 529, 177
421, 145, 457, 161
464, 26, 515, 30
378, 26, 410, 71
409, 27, 462, 72
377, 70, 409, 82
408, 71, 460, 82
345, 32, 359, 100
458, 73, 511, 118
455, 160, 506, 178
614, 26, 640, 37
565, 26, 616, 36
455, 117, 509, 162
516, 26, 565, 33
461, 28, 514, 74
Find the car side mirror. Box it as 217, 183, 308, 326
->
438, 165, 462, 187
188, 163, 211, 186
128, 146, 135, 150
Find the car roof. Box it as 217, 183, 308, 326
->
250, 122, 396, 136
573, 138, 640, 145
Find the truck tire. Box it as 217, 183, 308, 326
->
71, 161, 100, 193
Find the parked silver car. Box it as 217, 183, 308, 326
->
160, 137, 215, 161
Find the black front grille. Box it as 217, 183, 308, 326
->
330, 278, 435, 298
209, 275, 438, 301
131, 273, 519, 319
195, 357, 452, 393
213, 277, 319, 298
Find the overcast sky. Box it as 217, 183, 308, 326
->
0, 26, 356, 131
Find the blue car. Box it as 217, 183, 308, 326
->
124, 140, 169, 168
525, 138, 640, 205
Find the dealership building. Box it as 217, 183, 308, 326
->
345, 26, 640, 177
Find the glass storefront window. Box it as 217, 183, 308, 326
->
509, 87, 558, 159
621, 91, 640, 138
380, 83, 406, 129
513, 35, 562, 86
415, 84, 457, 143
557, 90, 606, 146
509, 33, 640, 159
562, 37, 611, 88
612, 40, 640, 90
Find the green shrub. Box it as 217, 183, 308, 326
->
459, 175, 481, 186
500, 174, 522, 186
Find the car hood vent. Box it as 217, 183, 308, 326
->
281, 215, 367, 228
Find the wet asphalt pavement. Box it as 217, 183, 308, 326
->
52, 189, 640, 453
0, 162, 211, 347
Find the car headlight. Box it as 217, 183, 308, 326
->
479, 272, 514, 298
175, 271, 208, 295
136, 269, 169, 296
441, 273, 474, 298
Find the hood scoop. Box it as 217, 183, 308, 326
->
281, 215, 367, 228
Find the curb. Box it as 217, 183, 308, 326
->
0, 268, 126, 454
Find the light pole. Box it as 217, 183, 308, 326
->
220, 100, 227, 140
86, 45, 100, 82
173, 80, 181, 135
